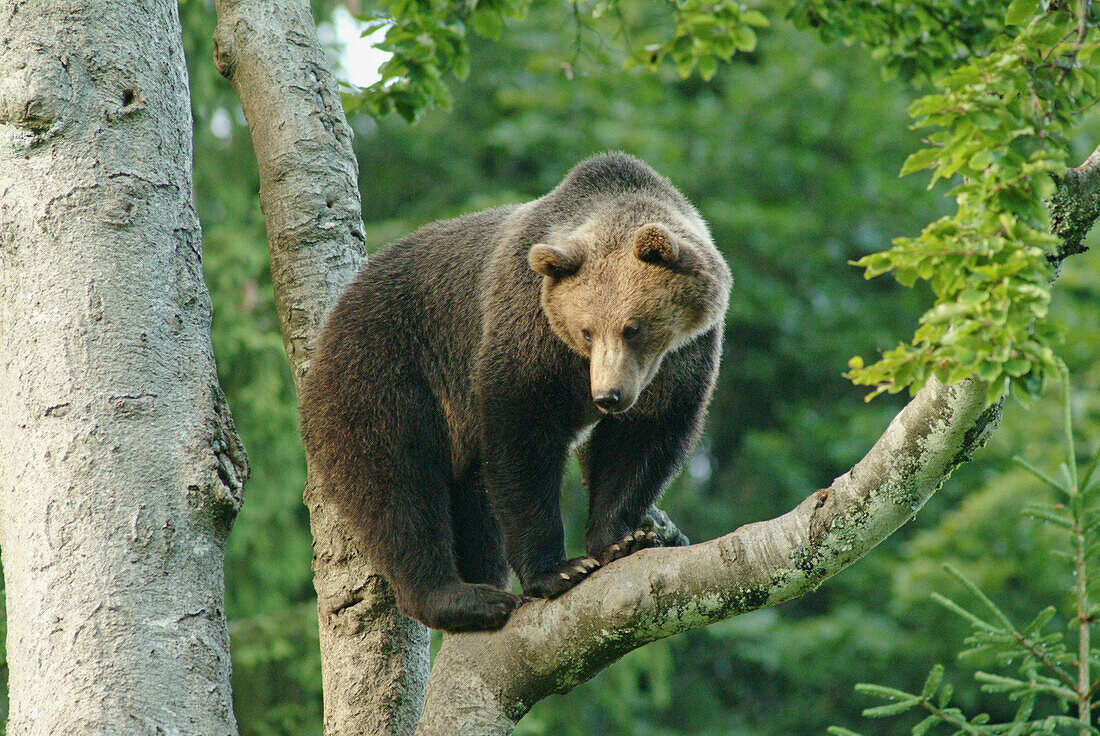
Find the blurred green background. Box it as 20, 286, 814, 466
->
177, 1, 1100, 734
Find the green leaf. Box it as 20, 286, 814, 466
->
1005, 0, 1039, 25
912, 715, 940, 736
938, 682, 953, 708
977, 360, 1002, 382
698, 54, 718, 80
470, 9, 503, 39
856, 683, 918, 700
741, 9, 769, 27
943, 564, 1016, 630
863, 699, 920, 718
1020, 605, 1057, 635
900, 147, 940, 177
920, 665, 944, 700
934, 593, 1003, 633
732, 25, 757, 52
1012, 456, 1068, 493
1022, 504, 1072, 529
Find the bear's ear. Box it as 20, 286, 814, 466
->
529, 243, 583, 279
634, 223, 681, 266
634, 223, 703, 271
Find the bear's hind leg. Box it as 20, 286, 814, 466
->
377, 448, 523, 631
366, 461, 521, 632
324, 375, 519, 632
450, 466, 510, 589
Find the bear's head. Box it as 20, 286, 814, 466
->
529, 219, 730, 414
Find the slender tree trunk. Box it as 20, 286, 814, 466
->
211, 2, 431, 734
0, 1, 247, 733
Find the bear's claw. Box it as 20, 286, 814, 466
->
523, 555, 601, 599
598, 529, 662, 566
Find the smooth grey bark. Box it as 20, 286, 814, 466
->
211, 2, 431, 734
0, 1, 247, 734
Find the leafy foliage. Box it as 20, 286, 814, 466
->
345, 0, 771, 120
830, 371, 1099, 736
346, 0, 533, 120
623, 0, 769, 80
792, 1, 1100, 402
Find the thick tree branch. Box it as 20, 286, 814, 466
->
210, 1, 429, 734
417, 378, 1001, 733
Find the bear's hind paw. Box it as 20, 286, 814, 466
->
418, 583, 523, 632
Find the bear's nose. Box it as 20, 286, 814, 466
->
593, 390, 622, 413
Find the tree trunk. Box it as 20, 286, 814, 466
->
0, 1, 247, 733
211, 2, 431, 734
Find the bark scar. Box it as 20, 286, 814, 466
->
809, 489, 833, 541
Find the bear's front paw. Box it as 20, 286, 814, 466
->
597, 529, 661, 566
412, 583, 524, 632
522, 556, 601, 599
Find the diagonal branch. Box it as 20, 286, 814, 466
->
417, 377, 1001, 734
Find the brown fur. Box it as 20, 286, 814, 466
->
299, 153, 731, 631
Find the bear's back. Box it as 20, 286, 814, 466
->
302, 205, 520, 462
331, 204, 518, 352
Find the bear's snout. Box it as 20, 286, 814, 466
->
593, 389, 624, 413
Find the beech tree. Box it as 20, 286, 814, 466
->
0, 0, 1096, 735
0, 0, 245, 733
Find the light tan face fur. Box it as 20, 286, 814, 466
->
528, 221, 724, 414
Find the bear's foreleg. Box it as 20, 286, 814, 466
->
480, 392, 601, 599
579, 333, 718, 564
579, 408, 699, 562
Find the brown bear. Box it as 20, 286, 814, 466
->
299, 153, 731, 632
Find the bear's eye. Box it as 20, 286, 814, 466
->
581, 329, 592, 344
622, 324, 640, 340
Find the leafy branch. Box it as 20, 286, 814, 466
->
342, 0, 770, 121
809, 2, 1100, 402
346, 0, 533, 121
